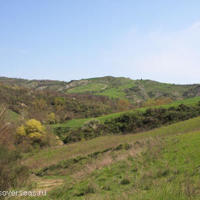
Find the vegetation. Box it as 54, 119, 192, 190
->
1, 76, 200, 119
51, 131, 200, 200
14, 116, 200, 200
0, 108, 29, 198
17, 119, 46, 145
1, 76, 200, 199
65, 77, 200, 103
23, 116, 200, 172
52, 96, 200, 131
0, 80, 131, 124
52, 98, 200, 143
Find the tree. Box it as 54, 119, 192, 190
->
143, 97, 173, 107
47, 112, 56, 124
32, 99, 47, 110
17, 119, 46, 143
117, 99, 131, 110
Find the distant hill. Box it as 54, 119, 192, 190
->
1, 76, 200, 104
65, 76, 200, 103
0, 77, 125, 123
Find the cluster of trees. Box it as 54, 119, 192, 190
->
0, 83, 133, 124
59, 103, 200, 144
142, 97, 173, 107
104, 103, 200, 133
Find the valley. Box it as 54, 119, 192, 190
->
1, 76, 200, 200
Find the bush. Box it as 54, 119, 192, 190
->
16, 119, 46, 146
62, 102, 200, 144
0, 108, 29, 198
47, 112, 56, 124
53, 126, 70, 141
120, 178, 130, 185
104, 103, 200, 134
0, 146, 29, 193
82, 119, 101, 131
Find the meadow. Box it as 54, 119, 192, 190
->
16, 116, 200, 200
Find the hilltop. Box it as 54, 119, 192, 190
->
1, 76, 200, 105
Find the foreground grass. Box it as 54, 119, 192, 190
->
52, 131, 200, 200
24, 116, 200, 171
20, 117, 200, 200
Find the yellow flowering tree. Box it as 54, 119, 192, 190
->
17, 119, 46, 143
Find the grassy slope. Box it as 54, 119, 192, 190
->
66, 77, 199, 103
6, 109, 20, 122
52, 96, 200, 130
67, 77, 134, 99
57, 130, 200, 200
25, 116, 200, 171
0, 105, 20, 122
21, 116, 200, 200
137, 79, 191, 96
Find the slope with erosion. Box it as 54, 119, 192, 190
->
1, 76, 200, 105
65, 76, 200, 103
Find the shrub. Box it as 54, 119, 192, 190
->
62, 103, 200, 144
104, 103, 200, 134
47, 112, 56, 124
82, 119, 101, 131
16, 119, 46, 145
75, 182, 96, 196
120, 178, 130, 185
0, 108, 29, 197
0, 146, 29, 193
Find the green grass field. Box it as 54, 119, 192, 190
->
25, 116, 200, 171
0, 106, 20, 122
53, 130, 200, 200
6, 109, 20, 122
66, 77, 135, 100
67, 83, 107, 93
19, 116, 200, 200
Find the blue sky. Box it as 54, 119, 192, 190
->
1, 0, 200, 83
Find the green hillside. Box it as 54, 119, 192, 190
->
52, 96, 200, 130
65, 76, 200, 103
67, 77, 134, 99
1, 76, 200, 105
1, 76, 200, 200
19, 116, 200, 200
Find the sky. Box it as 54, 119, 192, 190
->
0, 0, 200, 84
